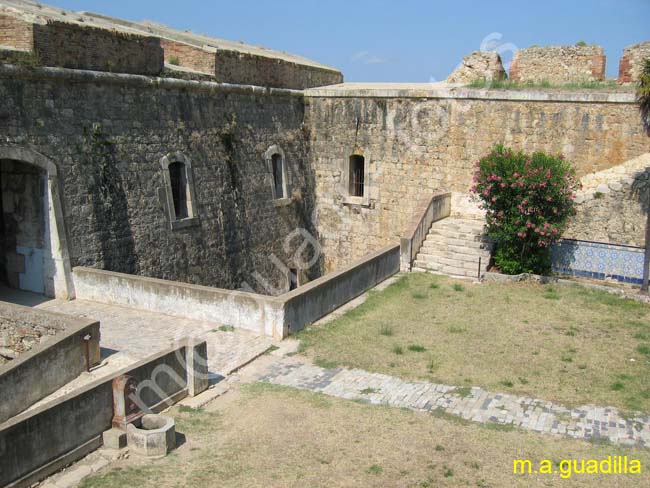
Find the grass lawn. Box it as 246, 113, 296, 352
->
81, 384, 650, 488
297, 273, 650, 414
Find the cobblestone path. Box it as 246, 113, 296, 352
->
259, 360, 650, 448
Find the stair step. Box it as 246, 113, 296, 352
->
416, 256, 488, 270
420, 242, 492, 255
413, 262, 485, 278
412, 216, 492, 279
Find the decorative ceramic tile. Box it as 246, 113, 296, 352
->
551, 239, 645, 285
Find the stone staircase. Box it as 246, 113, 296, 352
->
413, 217, 493, 278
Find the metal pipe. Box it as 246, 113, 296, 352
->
83, 334, 92, 372
478, 257, 482, 281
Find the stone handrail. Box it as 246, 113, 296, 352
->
400, 192, 451, 271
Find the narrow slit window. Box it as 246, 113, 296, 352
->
349, 155, 365, 197
169, 161, 188, 219
289, 267, 298, 291
272, 153, 285, 199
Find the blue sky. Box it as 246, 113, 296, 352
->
52, 0, 649, 82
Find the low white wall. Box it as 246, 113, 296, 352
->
73, 268, 284, 338
73, 244, 401, 339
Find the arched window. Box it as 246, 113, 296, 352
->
160, 152, 199, 230
264, 145, 291, 205
349, 155, 365, 197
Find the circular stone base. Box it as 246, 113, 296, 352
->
126, 414, 176, 458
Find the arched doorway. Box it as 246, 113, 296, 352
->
0, 146, 74, 299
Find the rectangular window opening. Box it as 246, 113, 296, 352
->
272, 154, 285, 199
349, 155, 365, 197
289, 267, 298, 291
169, 161, 188, 220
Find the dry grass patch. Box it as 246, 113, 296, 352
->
297, 273, 650, 413
81, 384, 650, 488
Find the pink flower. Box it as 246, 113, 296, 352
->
500, 183, 506, 188
491, 196, 497, 202
543, 223, 549, 229
552, 228, 558, 234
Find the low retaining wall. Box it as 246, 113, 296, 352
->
0, 302, 100, 423
0, 339, 207, 488
400, 192, 451, 271
74, 244, 401, 338
283, 244, 401, 334
551, 239, 645, 285
73, 267, 284, 337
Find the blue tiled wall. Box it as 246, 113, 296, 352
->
551, 239, 645, 285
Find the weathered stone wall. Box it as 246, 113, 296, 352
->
447, 51, 506, 84
160, 38, 215, 75
0, 13, 32, 51
510, 45, 606, 84
618, 42, 650, 84
305, 88, 650, 271
0, 66, 320, 295
159, 40, 344, 89
565, 153, 650, 246
0, 6, 343, 88
214, 49, 343, 89
32, 21, 164, 75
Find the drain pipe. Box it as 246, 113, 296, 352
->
477, 257, 482, 281
83, 334, 92, 372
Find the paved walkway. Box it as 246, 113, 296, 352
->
37, 299, 276, 378
259, 359, 650, 448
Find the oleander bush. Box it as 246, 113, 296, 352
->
471, 144, 580, 274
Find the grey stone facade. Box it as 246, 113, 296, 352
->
0, 67, 321, 295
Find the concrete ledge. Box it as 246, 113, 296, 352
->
305, 82, 636, 104
282, 244, 401, 333
0, 302, 100, 423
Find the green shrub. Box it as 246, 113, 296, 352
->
471, 144, 580, 274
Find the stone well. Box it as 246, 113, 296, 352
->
126, 414, 176, 458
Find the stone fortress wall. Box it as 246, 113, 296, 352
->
509, 45, 606, 84
305, 87, 650, 271
0, 66, 319, 295
618, 42, 650, 85
0, 1, 343, 89
0, 0, 648, 293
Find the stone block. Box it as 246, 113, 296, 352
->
186, 338, 209, 397
102, 428, 127, 450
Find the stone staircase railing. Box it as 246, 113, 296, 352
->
400, 192, 451, 271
